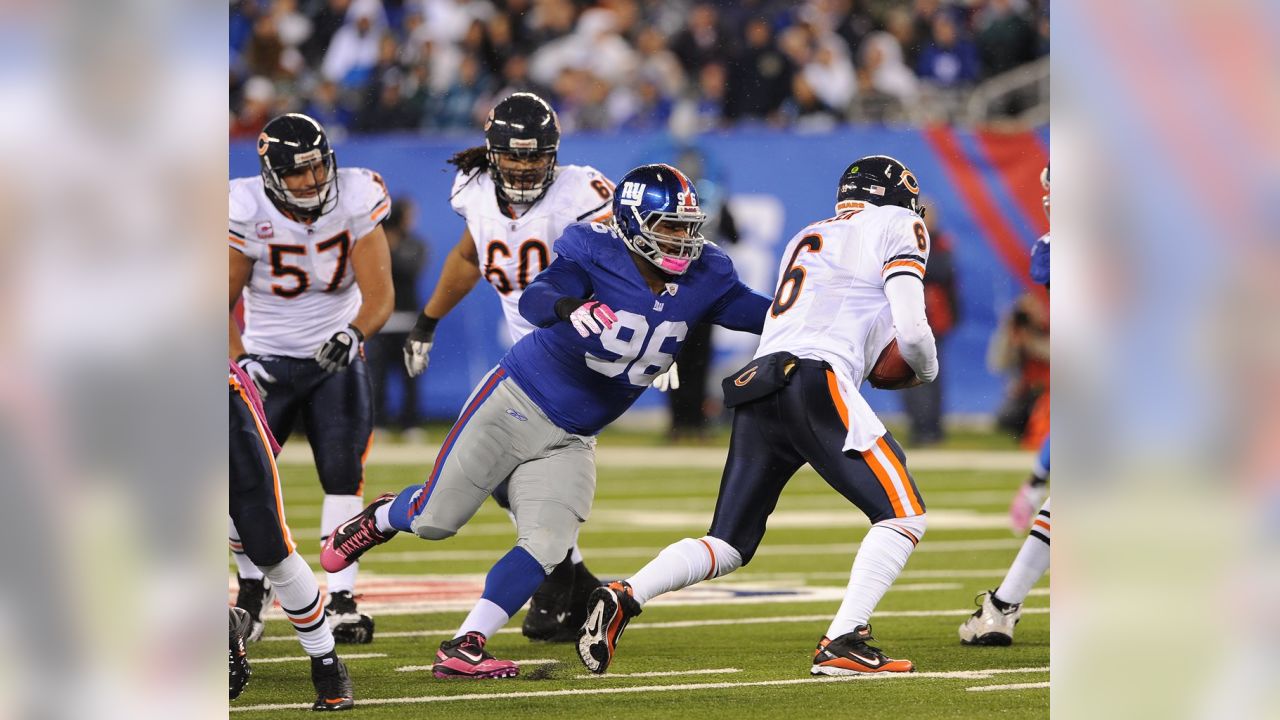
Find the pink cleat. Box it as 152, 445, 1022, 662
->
432, 632, 519, 679
320, 493, 398, 573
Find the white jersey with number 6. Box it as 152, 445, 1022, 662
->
230, 167, 391, 358
755, 204, 931, 452
450, 164, 613, 343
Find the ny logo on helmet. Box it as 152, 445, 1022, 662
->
620, 181, 646, 206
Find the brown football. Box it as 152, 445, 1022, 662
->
868, 339, 922, 390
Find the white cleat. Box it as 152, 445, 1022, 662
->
958, 590, 1021, 646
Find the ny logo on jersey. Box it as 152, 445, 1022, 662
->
619, 181, 646, 206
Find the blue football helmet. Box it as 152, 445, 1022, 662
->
612, 164, 707, 275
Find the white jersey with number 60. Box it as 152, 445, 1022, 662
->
755, 203, 931, 451
230, 167, 391, 358
450, 164, 613, 343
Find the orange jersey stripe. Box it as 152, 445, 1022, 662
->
228, 235, 245, 246
862, 447, 907, 518
826, 370, 849, 428
369, 199, 390, 221
592, 211, 613, 222
878, 437, 924, 515
883, 260, 925, 276
1033, 518, 1051, 532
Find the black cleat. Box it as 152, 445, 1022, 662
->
229, 607, 253, 700
576, 581, 642, 674
811, 625, 915, 675
326, 591, 375, 644
235, 576, 274, 643
310, 650, 354, 711
522, 556, 575, 642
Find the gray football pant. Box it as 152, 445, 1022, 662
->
407, 367, 596, 573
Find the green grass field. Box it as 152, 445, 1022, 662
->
231, 440, 1048, 718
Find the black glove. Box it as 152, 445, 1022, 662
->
315, 324, 365, 373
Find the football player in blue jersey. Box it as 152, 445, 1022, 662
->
960, 164, 1051, 646
319, 164, 772, 678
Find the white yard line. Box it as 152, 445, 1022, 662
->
395, 658, 558, 672
260, 607, 1048, 643
279, 444, 1033, 472
231, 665, 1049, 712
575, 668, 741, 680
293, 538, 1024, 565
252, 653, 385, 664
967, 681, 1050, 692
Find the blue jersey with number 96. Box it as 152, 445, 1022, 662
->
500, 221, 769, 436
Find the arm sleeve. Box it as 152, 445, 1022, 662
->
349, 169, 392, 240
884, 274, 939, 382
518, 256, 594, 327
708, 280, 772, 334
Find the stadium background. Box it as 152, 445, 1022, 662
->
230, 0, 1049, 424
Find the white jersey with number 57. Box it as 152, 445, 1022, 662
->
755, 204, 931, 451
450, 164, 613, 343
230, 167, 391, 358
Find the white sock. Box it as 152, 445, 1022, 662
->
627, 536, 742, 605
995, 497, 1050, 606
264, 552, 336, 657
322, 495, 364, 594
374, 501, 393, 533
455, 598, 510, 640
229, 518, 264, 580
825, 519, 923, 639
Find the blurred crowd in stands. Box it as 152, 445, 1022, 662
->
230, 0, 1049, 139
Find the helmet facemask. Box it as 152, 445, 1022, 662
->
262, 147, 338, 222
620, 205, 706, 276
487, 145, 557, 204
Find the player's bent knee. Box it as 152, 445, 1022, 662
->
518, 528, 576, 574
699, 535, 744, 577
412, 523, 458, 541
873, 513, 927, 544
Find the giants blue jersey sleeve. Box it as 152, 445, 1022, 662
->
502, 222, 769, 435
1030, 233, 1050, 287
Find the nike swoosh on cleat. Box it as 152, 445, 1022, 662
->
585, 604, 604, 637
457, 649, 484, 663
849, 652, 881, 667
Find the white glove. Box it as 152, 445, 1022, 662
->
403, 338, 432, 378
403, 313, 438, 378
568, 300, 618, 338
236, 354, 276, 399
315, 325, 363, 373
652, 361, 680, 392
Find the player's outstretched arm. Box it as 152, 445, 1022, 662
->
518, 256, 594, 328
708, 280, 772, 334
885, 275, 938, 382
